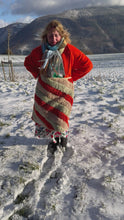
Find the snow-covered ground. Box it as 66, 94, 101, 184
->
0, 53, 124, 220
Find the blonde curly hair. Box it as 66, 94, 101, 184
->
41, 20, 71, 44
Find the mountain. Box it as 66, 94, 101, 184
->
0, 23, 27, 54
0, 6, 124, 55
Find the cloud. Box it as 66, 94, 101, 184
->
0, 0, 123, 27
17, 16, 34, 24
10, 0, 124, 16
0, 19, 8, 28
0, 16, 34, 28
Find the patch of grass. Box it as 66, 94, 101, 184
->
15, 194, 29, 204
98, 95, 104, 100
5, 133, 10, 138
24, 91, 29, 96
108, 122, 112, 128
15, 206, 31, 218
121, 135, 124, 140
19, 161, 39, 174
103, 116, 107, 121
104, 176, 114, 183
98, 88, 104, 94
119, 105, 124, 111
10, 114, 16, 119
26, 111, 31, 116
52, 204, 56, 211
19, 177, 26, 184
112, 139, 118, 145
0, 121, 10, 127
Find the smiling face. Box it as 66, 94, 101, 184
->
47, 28, 62, 46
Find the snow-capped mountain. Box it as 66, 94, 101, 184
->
0, 6, 124, 55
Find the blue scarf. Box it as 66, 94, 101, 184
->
41, 38, 65, 78
42, 38, 64, 53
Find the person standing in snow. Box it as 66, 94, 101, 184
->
24, 20, 93, 152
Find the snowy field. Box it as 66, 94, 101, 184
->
0, 53, 124, 220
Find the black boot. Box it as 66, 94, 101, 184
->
48, 138, 59, 154
54, 137, 67, 148
48, 137, 67, 154
61, 137, 67, 148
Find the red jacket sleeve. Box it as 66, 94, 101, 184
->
24, 46, 42, 79
69, 45, 93, 81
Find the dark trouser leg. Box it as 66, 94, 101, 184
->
61, 137, 67, 148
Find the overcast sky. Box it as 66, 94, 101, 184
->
0, 0, 124, 27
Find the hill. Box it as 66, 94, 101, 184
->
0, 6, 124, 55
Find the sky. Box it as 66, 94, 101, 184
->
0, 0, 124, 28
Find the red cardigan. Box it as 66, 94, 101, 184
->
24, 44, 93, 81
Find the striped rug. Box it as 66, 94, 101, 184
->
32, 75, 74, 132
